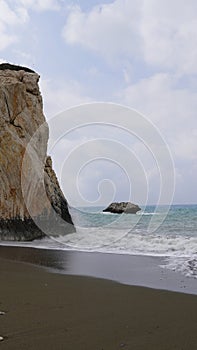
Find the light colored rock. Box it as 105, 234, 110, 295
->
0, 64, 75, 240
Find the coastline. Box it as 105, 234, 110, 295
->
0, 245, 197, 295
1, 254, 197, 349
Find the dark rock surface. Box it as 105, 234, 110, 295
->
0, 63, 35, 73
103, 202, 141, 214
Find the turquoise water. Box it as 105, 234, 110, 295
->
71, 204, 197, 237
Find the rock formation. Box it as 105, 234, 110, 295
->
0, 63, 75, 240
103, 202, 141, 214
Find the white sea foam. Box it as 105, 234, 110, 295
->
102, 211, 117, 215
161, 257, 197, 278
58, 228, 196, 256
137, 212, 160, 216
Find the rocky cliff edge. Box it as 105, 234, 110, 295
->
0, 63, 75, 240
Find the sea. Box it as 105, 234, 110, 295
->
1, 204, 197, 279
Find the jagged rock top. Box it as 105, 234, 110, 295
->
0, 64, 40, 97
0, 63, 35, 73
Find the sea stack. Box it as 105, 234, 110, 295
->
103, 202, 141, 214
0, 63, 75, 240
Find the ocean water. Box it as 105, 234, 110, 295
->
1, 204, 197, 279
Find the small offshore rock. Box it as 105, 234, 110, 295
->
103, 202, 141, 214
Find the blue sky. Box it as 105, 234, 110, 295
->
0, 0, 197, 206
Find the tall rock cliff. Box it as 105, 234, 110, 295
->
0, 63, 75, 240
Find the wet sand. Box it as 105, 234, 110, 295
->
0, 245, 197, 294
0, 253, 197, 349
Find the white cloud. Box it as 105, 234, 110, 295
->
141, 0, 197, 74
63, 0, 197, 75
0, 0, 61, 52
172, 130, 197, 161
40, 77, 91, 118
17, 0, 60, 12
122, 73, 196, 129
118, 72, 197, 203
121, 73, 197, 158
0, 1, 29, 25
0, 1, 17, 25
0, 1, 28, 51
62, 1, 142, 63
0, 23, 17, 50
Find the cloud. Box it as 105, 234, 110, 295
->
0, 1, 27, 25
121, 73, 197, 144
140, 0, 197, 75
0, 24, 17, 50
62, 1, 142, 63
0, 0, 29, 50
63, 0, 197, 75
40, 77, 91, 118
0, 0, 61, 52
119, 72, 197, 203
172, 130, 197, 161
17, 0, 61, 12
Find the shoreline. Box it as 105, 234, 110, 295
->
0, 245, 197, 295
0, 255, 197, 349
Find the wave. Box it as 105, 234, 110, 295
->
1, 228, 197, 278
161, 257, 197, 278
136, 212, 161, 216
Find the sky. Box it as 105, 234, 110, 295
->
0, 0, 197, 206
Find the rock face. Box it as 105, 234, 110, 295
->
0, 63, 75, 240
103, 202, 141, 214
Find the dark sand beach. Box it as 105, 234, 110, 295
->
0, 248, 197, 349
